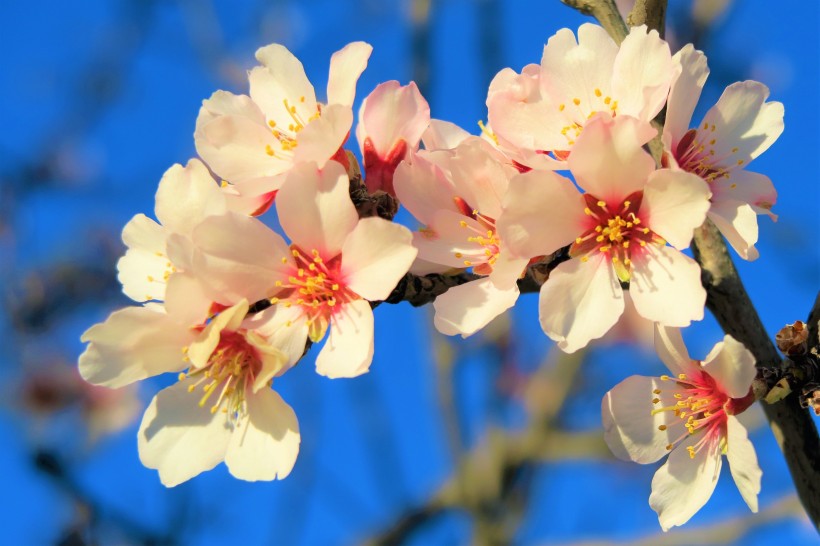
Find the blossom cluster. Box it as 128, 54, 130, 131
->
79, 23, 782, 530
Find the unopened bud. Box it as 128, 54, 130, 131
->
775, 320, 808, 356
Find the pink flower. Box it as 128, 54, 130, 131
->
191, 161, 417, 378
498, 115, 711, 352
663, 45, 784, 260
487, 23, 674, 167
195, 42, 372, 215
393, 138, 530, 336
602, 325, 761, 530
356, 81, 430, 195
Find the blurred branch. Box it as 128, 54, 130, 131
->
367, 349, 597, 544
626, 0, 667, 37
560, 0, 629, 43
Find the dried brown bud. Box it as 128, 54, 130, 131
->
776, 320, 809, 356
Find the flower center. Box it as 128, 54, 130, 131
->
264, 97, 322, 158
556, 89, 619, 149
674, 127, 745, 184
570, 192, 664, 282
651, 372, 731, 459
452, 196, 501, 275
179, 331, 261, 420
272, 245, 357, 341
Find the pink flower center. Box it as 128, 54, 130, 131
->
180, 331, 261, 419
650, 370, 752, 459
673, 126, 745, 184
569, 192, 664, 281
272, 245, 358, 341
452, 196, 501, 275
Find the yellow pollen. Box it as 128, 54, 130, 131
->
573, 98, 581, 106
597, 200, 606, 208
604, 96, 611, 105
731, 147, 739, 153
737, 159, 745, 165
653, 389, 661, 394
265, 144, 275, 156
559, 104, 565, 111
594, 88, 602, 97
464, 260, 472, 266
658, 424, 667, 431
178, 372, 186, 381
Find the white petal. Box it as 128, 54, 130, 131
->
701, 335, 757, 399
163, 272, 213, 327
187, 300, 249, 369
155, 159, 227, 236
315, 299, 374, 378
568, 115, 656, 200
712, 169, 777, 219
433, 278, 519, 337
341, 217, 417, 301
421, 119, 471, 150
357, 80, 430, 157
326, 42, 372, 107
726, 415, 761, 513
225, 388, 300, 481
393, 153, 460, 227
497, 169, 586, 258
602, 375, 686, 464
138, 380, 233, 487
539, 256, 624, 353
250, 44, 317, 124
707, 203, 760, 261
653, 324, 696, 376
641, 169, 711, 250
664, 44, 709, 150
291, 104, 353, 167
117, 214, 170, 303
79, 306, 193, 388
246, 305, 310, 367
447, 138, 515, 219
611, 25, 674, 121
650, 435, 722, 531
276, 161, 358, 257
629, 245, 705, 327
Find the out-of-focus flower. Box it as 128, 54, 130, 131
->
487, 23, 674, 167
192, 161, 417, 378
663, 45, 783, 260
356, 81, 430, 196
195, 42, 372, 215
602, 325, 761, 531
498, 115, 711, 352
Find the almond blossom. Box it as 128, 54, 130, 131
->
498, 115, 711, 352
190, 160, 417, 378
487, 23, 674, 167
356, 80, 430, 195
663, 44, 784, 260
393, 137, 530, 336
195, 41, 372, 215
602, 325, 761, 531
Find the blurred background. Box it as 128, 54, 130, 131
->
1, 0, 818, 544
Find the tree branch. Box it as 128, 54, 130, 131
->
627, 0, 667, 37
560, 0, 629, 43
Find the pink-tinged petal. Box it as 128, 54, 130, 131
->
412, 210, 489, 268
664, 45, 709, 150
421, 119, 471, 150
164, 273, 213, 327
653, 324, 697, 377
250, 44, 317, 124
487, 64, 541, 104
246, 305, 310, 367
155, 159, 227, 236
315, 299, 374, 378
488, 251, 529, 288
188, 300, 249, 368
220, 176, 282, 217
498, 170, 586, 258
611, 25, 674, 121
602, 375, 686, 464
726, 415, 761, 513
712, 169, 777, 220
707, 203, 760, 261
224, 388, 300, 481
138, 380, 232, 487
79, 306, 193, 388
357, 80, 430, 157
276, 161, 358, 256
701, 334, 756, 399
447, 139, 516, 219
341, 217, 417, 301
292, 104, 353, 168
195, 91, 289, 183
700, 81, 784, 166
569, 115, 657, 200
393, 154, 459, 226
433, 278, 519, 337
540, 24, 618, 112
487, 88, 565, 153
641, 169, 711, 250
650, 435, 722, 531
191, 213, 290, 304
117, 214, 169, 303
539, 255, 624, 353
326, 41, 372, 107
629, 245, 705, 327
